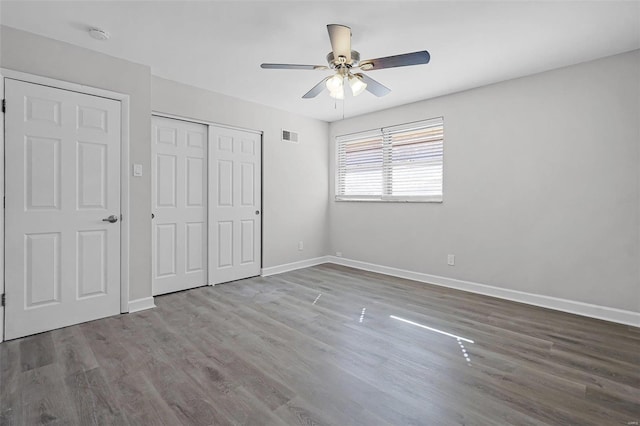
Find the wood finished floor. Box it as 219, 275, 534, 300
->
1, 264, 639, 425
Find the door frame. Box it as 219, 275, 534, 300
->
0, 69, 132, 342
151, 111, 263, 287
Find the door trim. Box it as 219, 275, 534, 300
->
152, 111, 262, 135
0, 69, 131, 342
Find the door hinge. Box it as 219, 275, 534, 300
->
1, 99, 5, 113
1, 294, 5, 307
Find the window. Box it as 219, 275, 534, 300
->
336, 117, 443, 202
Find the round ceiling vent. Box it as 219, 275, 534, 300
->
88, 28, 110, 41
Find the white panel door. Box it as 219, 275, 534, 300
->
152, 116, 207, 295
4, 79, 121, 340
210, 126, 261, 284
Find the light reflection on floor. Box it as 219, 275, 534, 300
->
457, 339, 472, 365
359, 307, 366, 323
322, 293, 475, 366
388, 314, 474, 365
389, 315, 475, 343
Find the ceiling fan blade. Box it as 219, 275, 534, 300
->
302, 77, 330, 99
356, 73, 391, 97
327, 24, 351, 62
360, 51, 430, 70
261, 63, 329, 70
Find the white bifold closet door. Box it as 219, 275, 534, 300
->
152, 116, 208, 295
4, 79, 121, 340
209, 125, 261, 284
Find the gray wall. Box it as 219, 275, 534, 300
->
151, 77, 329, 268
329, 50, 640, 312
1, 26, 153, 301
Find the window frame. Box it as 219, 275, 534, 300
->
335, 117, 444, 203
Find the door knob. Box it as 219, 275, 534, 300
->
102, 215, 118, 223
255, 210, 260, 215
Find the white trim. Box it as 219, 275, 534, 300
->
261, 256, 331, 277
335, 196, 443, 203
1, 69, 130, 103
0, 69, 132, 322
326, 256, 640, 327
207, 125, 215, 286
0, 73, 5, 342
152, 111, 263, 136
119, 92, 131, 314
128, 297, 156, 313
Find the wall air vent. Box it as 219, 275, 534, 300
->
282, 129, 299, 143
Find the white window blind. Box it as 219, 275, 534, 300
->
336, 117, 443, 202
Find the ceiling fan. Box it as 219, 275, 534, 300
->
261, 24, 430, 100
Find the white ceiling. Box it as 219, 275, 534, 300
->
1, 1, 639, 122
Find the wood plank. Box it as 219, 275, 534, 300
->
0, 340, 23, 425
20, 363, 80, 425
19, 333, 55, 372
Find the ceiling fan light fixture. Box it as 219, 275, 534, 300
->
325, 74, 343, 92
329, 85, 344, 100
349, 74, 367, 96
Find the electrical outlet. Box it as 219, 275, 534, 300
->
336, 251, 343, 258
447, 254, 455, 266
298, 241, 304, 251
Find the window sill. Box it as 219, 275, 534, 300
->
335, 196, 443, 203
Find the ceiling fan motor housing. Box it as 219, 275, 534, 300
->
327, 51, 360, 69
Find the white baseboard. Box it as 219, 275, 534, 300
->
262, 256, 331, 277
326, 256, 640, 327
128, 296, 156, 313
